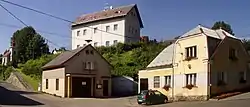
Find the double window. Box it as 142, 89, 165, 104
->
217, 72, 227, 86
84, 62, 95, 70
229, 48, 238, 60
185, 73, 197, 86
113, 40, 118, 45
185, 46, 197, 59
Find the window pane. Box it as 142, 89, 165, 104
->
94, 28, 97, 33
194, 46, 197, 57
56, 79, 59, 90
186, 48, 189, 58
106, 41, 110, 46
114, 24, 118, 31
186, 74, 189, 85
106, 26, 110, 32
193, 74, 197, 85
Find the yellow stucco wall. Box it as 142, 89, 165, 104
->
210, 37, 250, 95
173, 34, 209, 97
139, 68, 173, 97
42, 68, 65, 97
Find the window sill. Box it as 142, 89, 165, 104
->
182, 85, 197, 90
183, 57, 198, 61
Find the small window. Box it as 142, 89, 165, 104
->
114, 24, 118, 31
239, 71, 247, 83
90, 50, 94, 55
154, 76, 160, 88
165, 76, 171, 86
86, 50, 89, 54
229, 48, 238, 60
83, 44, 86, 46
113, 40, 118, 45
94, 27, 97, 33
185, 73, 197, 86
56, 79, 59, 90
77, 31, 80, 36
94, 42, 98, 47
106, 26, 110, 32
83, 29, 87, 35
106, 41, 110, 46
46, 79, 48, 89
217, 72, 227, 86
185, 46, 197, 59
77, 45, 80, 48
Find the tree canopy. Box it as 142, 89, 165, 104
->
211, 21, 234, 35
12, 26, 49, 65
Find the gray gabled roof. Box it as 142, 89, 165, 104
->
180, 25, 237, 40
147, 44, 175, 68
42, 45, 88, 69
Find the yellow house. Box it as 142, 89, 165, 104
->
42, 44, 112, 98
139, 25, 250, 101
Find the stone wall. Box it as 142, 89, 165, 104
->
6, 72, 33, 91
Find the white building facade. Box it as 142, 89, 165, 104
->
71, 4, 143, 50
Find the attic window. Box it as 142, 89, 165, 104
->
90, 50, 94, 55
115, 10, 122, 13
86, 50, 89, 55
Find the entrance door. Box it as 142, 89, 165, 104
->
103, 80, 109, 96
140, 78, 148, 91
72, 77, 92, 97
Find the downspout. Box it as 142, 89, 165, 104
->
171, 40, 178, 101
207, 60, 211, 100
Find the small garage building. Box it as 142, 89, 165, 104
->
42, 44, 112, 98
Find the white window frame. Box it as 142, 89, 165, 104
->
83, 29, 87, 35
165, 76, 171, 86
113, 40, 118, 45
94, 42, 98, 47
94, 27, 97, 33
77, 30, 80, 36
114, 24, 118, 31
154, 76, 160, 88
106, 26, 110, 32
185, 46, 197, 58
185, 73, 197, 86
106, 41, 110, 46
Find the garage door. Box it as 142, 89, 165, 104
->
72, 77, 92, 97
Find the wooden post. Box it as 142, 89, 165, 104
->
67, 76, 70, 98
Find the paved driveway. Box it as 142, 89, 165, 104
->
1, 81, 250, 107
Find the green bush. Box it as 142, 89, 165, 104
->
21, 54, 58, 79
96, 41, 170, 77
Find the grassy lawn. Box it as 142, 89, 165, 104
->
16, 69, 39, 91
20, 72, 39, 91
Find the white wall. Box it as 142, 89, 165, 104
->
71, 8, 142, 50
72, 18, 125, 49
42, 68, 65, 97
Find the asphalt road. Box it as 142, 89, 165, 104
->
1, 81, 250, 107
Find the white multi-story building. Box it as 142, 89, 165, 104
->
71, 4, 143, 49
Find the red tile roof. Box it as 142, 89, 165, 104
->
72, 4, 143, 28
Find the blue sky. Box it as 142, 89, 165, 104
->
0, 0, 250, 53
